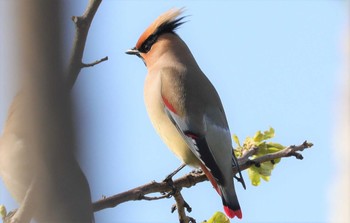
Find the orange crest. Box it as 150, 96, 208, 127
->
135, 8, 186, 50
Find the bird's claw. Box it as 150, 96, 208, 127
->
190, 168, 203, 175
164, 177, 177, 197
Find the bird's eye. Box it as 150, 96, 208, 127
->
143, 43, 151, 52
140, 34, 157, 53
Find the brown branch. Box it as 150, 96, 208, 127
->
67, 0, 104, 89
92, 141, 313, 214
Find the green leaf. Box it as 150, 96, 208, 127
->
263, 127, 275, 140
0, 205, 7, 218
233, 149, 241, 158
253, 131, 264, 143
267, 142, 284, 150
257, 142, 268, 154
232, 127, 286, 187
204, 211, 230, 223
259, 162, 274, 176
248, 166, 261, 186
232, 134, 241, 147
273, 158, 281, 164
266, 146, 282, 153
261, 175, 270, 182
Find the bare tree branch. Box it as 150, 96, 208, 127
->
82, 56, 108, 68
92, 141, 313, 216
67, 0, 106, 89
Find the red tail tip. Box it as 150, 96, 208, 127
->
224, 206, 242, 219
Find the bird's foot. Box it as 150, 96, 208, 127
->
163, 163, 186, 183
190, 168, 203, 176
247, 159, 260, 167
171, 199, 192, 213
162, 177, 177, 198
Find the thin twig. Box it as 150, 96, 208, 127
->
237, 141, 313, 171
81, 56, 108, 68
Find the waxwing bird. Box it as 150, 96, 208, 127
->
126, 8, 245, 219
0, 93, 94, 222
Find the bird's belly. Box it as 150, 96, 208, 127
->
144, 89, 200, 167
157, 114, 199, 166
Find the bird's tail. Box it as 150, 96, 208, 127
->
199, 163, 242, 219
219, 184, 242, 219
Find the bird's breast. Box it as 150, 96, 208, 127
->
143, 71, 200, 166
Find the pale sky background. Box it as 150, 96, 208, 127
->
0, 1, 349, 223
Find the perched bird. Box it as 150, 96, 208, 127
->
0, 92, 94, 223
126, 8, 244, 219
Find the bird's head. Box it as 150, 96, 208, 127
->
126, 8, 186, 66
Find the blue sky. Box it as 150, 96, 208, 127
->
0, 1, 348, 223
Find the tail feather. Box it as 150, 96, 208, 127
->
199, 163, 242, 219
219, 184, 242, 219
224, 206, 242, 219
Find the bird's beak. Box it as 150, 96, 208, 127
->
125, 47, 140, 56
126, 47, 146, 66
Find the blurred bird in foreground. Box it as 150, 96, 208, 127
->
0, 0, 94, 222
0, 91, 94, 223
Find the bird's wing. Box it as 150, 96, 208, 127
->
163, 101, 245, 189
159, 67, 244, 188
164, 106, 227, 184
